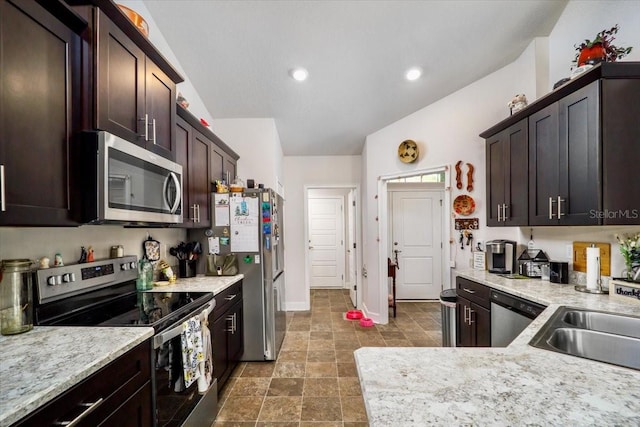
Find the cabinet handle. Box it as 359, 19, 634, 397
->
197, 204, 201, 223
139, 114, 149, 140
497, 204, 502, 222
463, 305, 469, 324
468, 308, 475, 325
0, 165, 5, 212
549, 197, 556, 219
53, 398, 104, 427
224, 294, 237, 301
557, 196, 565, 219
226, 314, 234, 332
502, 204, 509, 221
232, 313, 237, 334
462, 287, 476, 294
152, 118, 157, 144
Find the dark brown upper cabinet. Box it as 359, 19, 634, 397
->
68, 1, 183, 161
482, 62, 640, 226
485, 119, 528, 226
95, 9, 177, 159
0, 0, 85, 226
176, 114, 211, 228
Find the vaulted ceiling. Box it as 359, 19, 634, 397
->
142, 0, 568, 156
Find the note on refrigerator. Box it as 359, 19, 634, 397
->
230, 196, 259, 252
214, 193, 230, 226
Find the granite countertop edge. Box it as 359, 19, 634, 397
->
355, 269, 640, 426
0, 327, 153, 426
151, 273, 243, 295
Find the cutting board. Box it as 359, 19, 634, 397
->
572, 242, 611, 276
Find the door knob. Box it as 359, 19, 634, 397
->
309, 246, 314, 249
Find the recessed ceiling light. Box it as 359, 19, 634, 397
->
405, 67, 423, 81
290, 67, 309, 81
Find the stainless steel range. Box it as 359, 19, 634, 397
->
33, 256, 217, 427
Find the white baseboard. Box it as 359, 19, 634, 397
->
283, 301, 310, 311
361, 302, 382, 324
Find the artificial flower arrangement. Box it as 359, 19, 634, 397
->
615, 232, 640, 281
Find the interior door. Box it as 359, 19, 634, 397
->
391, 190, 443, 299
347, 189, 357, 307
308, 197, 345, 288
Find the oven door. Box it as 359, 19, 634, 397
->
152, 302, 217, 427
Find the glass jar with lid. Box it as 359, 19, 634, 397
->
1, 259, 35, 335
230, 177, 245, 192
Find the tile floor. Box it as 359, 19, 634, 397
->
213, 289, 443, 426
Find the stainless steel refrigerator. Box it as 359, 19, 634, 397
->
212, 188, 286, 361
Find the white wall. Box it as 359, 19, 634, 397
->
282, 156, 362, 310
361, 44, 539, 322
0, 226, 185, 270
547, 0, 640, 90
211, 119, 284, 194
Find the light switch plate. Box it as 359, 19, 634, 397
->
565, 244, 573, 259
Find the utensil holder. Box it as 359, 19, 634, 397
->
179, 260, 197, 278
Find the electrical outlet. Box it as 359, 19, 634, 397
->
565, 244, 573, 259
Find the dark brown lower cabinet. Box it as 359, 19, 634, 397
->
212, 281, 244, 391
13, 340, 152, 427
456, 277, 491, 347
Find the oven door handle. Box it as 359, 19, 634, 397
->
153, 301, 215, 349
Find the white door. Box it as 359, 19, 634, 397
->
308, 197, 345, 288
347, 189, 357, 307
391, 190, 443, 299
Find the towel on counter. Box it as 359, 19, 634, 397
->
181, 316, 205, 388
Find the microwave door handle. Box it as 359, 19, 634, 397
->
164, 172, 181, 214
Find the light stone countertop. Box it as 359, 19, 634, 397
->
0, 326, 153, 427
0, 275, 242, 426
151, 274, 243, 295
355, 269, 640, 426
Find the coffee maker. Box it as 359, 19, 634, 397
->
486, 240, 517, 274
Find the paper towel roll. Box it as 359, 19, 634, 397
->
586, 246, 600, 290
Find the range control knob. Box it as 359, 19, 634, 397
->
62, 273, 71, 283
70, 273, 76, 282
129, 261, 136, 270
121, 263, 129, 271
47, 275, 62, 286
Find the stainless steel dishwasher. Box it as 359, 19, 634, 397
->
490, 289, 546, 347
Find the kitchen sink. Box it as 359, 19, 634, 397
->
529, 306, 640, 371
562, 309, 640, 339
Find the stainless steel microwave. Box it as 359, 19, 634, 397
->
75, 131, 182, 225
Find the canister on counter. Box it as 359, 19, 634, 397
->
110, 245, 124, 258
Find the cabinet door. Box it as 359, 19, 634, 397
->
558, 81, 600, 225
602, 79, 640, 225
0, 0, 79, 225
96, 10, 145, 145
486, 119, 527, 226
225, 156, 237, 184
211, 144, 226, 184
145, 59, 176, 160
486, 136, 506, 226
456, 299, 472, 347
98, 383, 153, 427
529, 103, 559, 225
472, 303, 491, 347
175, 117, 191, 225
212, 312, 230, 388
228, 300, 244, 363
189, 129, 211, 228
